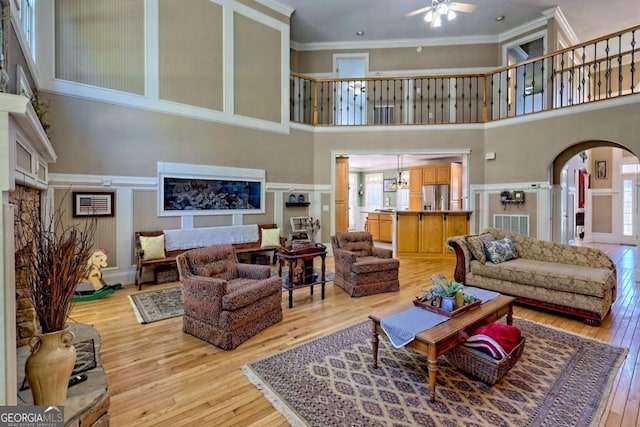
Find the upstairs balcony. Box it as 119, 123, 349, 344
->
291, 25, 639, 127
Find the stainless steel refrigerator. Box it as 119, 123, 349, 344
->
422, 184, 449, 211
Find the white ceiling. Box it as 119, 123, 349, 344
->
276, 0, 639, 46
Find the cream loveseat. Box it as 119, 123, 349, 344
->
446, 228, 617, 326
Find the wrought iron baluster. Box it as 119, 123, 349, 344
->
539, 59, 545, 112
618, 34, 623, 97
427, 78, 431, 123
632, 30, 637, 93
605, 39, 611, 97
440, 77, 444, 123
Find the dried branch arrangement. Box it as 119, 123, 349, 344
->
15, 194, 97, 333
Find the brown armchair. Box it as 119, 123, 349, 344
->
330, 231, 400, 297
176, 245, 283, 350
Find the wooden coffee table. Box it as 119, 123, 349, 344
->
369, 294, 515, 402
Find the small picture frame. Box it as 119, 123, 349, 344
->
595, 160, 607, 179
383, 179, 397, 192
73, 192, 114, 217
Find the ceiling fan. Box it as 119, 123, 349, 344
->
404, 0, 476, 28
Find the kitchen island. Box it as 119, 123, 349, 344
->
365, 210, 471, 256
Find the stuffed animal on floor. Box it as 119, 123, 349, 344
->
72, 249, 122, 301
86, 249, 109, 291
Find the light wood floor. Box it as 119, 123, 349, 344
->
69, 244, 639, 427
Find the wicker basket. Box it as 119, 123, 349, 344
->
155, 266, 178, 284
444, 336, 526, 385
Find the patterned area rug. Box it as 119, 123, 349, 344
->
243, 318, 627, 427
128, 287, 183, 324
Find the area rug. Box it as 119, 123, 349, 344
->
243, 318, 627, 427
128, 287, 183, 324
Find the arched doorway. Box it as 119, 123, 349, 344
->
551, 140, 638, 245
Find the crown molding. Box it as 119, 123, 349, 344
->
497, 15, 548, 43
291, 34, 498, 52
544, 6, 579, 45
254, 0, 295, 17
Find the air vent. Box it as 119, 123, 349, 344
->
493, 214, 529, 236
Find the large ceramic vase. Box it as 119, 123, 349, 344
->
25, 327, 76, 406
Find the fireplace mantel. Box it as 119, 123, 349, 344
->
1, 92, 57, 405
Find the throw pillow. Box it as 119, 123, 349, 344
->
465, 232, 495, 263
464, 323, 522, 359
483, 236, 517, 264
261, 228, 281, 247
139, 235, 165, 261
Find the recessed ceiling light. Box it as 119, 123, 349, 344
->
356, 30, 364, 36
495, 15, 505, 22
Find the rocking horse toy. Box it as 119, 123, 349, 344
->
72, 249, 122, 302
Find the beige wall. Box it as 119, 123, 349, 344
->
295, 44, 500, 75
55, 0, 145, 95
483, 102, 640, 184
234, 13, 282, 122
592, 195, 613, 233
45, 93, 315, 183
159, 0, 223, 110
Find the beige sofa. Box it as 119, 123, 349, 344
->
446, 228, 617, 326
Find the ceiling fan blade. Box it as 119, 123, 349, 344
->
404, 6, 433, 18
450, 3, 477, 13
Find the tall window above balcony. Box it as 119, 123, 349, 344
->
14, 0, 35, 61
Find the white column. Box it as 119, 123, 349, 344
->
1, 201, 17, 405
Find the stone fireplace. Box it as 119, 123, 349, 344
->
10, 184, 40, 346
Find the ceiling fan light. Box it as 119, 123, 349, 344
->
447, 10, 456, 20
433, 14, 442, 27
424, 10, 433, 22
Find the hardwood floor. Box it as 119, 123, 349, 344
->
69, 244, 640, 427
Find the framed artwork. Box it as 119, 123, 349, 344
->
383, 179, 397, 192
73, 192, 114, 217
595, 160, 607, 179
158, 162, 265, 216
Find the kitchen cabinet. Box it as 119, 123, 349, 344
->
411, 163, 463, 210
367, 213, 392, 242
409, 167, 423, 210
379, 215, 393, 242
335, 157, 349, 232
422, 167, 436, 185
395, 211, 470, 256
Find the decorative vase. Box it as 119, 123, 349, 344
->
441, 296, 457, 312
25, 326, 76, 406
307, 230, 317, 244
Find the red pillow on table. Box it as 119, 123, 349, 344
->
463, 323, 522, 360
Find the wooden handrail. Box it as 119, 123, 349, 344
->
551, 48, 637, 74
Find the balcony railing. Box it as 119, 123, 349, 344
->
290, 25, 639, 126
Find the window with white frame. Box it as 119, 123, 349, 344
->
14, 0, 35, 61
365, 173, 383, 210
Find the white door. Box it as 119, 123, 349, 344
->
334, 55, 368, 125
621, 174, 637, 245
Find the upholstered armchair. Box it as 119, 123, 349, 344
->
330, 231, 400, 297
176, 245, 283, 350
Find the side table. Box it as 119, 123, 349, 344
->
276, 244, 327, 308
